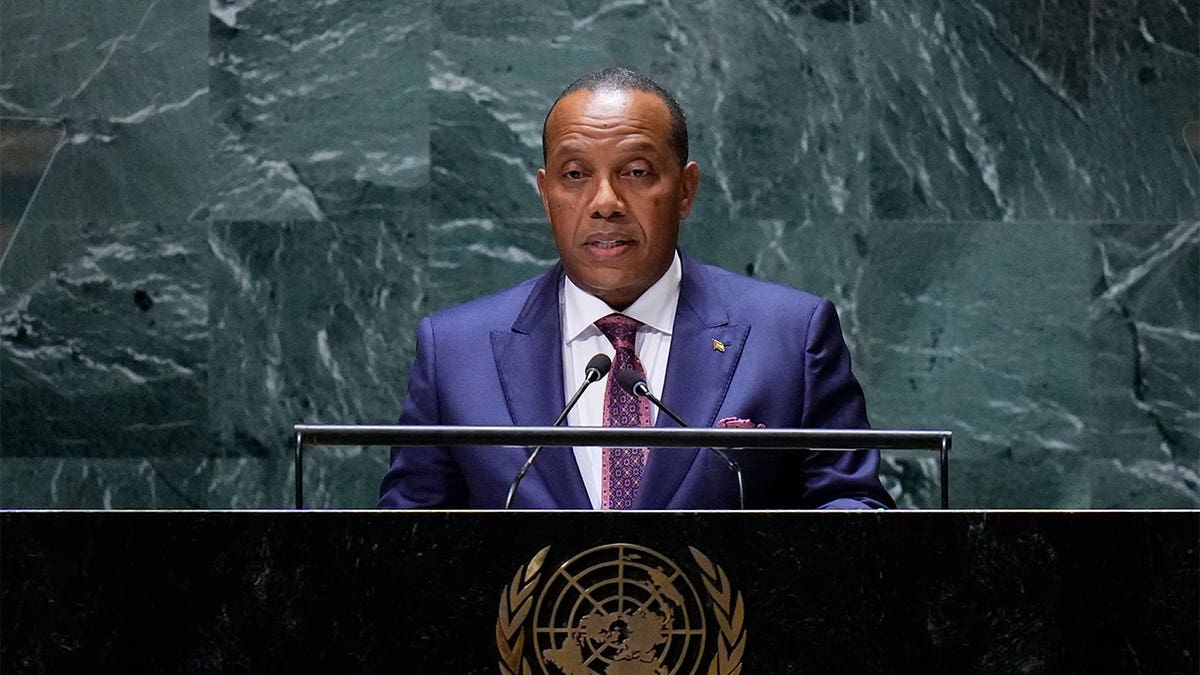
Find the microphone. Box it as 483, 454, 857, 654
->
615, 369, 746, 510
504, 353, 612, 509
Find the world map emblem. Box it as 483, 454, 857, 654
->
497, 544, 747, 675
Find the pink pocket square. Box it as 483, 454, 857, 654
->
715, 416, 765, 429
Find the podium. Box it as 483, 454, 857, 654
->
293, 424, 955, 508
2, 510, 1197, 672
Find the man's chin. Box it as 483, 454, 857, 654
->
584, 281, 648, 311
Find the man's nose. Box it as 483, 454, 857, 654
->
588, 177, 625, 219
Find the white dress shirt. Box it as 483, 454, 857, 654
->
559, 252, 682, 509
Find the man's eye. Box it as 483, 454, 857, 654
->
629, 168, 649, 178
565, 170, 585, 180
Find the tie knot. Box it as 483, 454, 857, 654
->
595, 313, 641, 351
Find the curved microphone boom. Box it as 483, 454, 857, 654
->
504, 353, 612, 509
614, 370, 687, 426
614, 368, 746, 510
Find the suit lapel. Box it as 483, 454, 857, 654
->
634, 255, 749, 509
491, 265, 591, 509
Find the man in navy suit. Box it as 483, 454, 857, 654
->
379, 68, 893, 510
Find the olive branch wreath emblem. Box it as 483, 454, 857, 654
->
688, 547, 748, 675
496, 545, 549, 675
495, 545, 747, 675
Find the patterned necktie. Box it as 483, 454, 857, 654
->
594, 313, 651, 509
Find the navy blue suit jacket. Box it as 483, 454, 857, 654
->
378, 254, 894, 509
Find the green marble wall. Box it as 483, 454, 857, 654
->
2, 0, 1196, 508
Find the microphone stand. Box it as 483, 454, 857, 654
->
619, 371, 746, 510
504, 355, 610, 509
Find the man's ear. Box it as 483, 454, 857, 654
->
678, 161, 700, 220
536, 168, 551, 221
681, 159, 700, 218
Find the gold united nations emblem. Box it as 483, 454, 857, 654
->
497, 544, 747, 675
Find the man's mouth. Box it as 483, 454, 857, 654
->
584, 238, 634, 258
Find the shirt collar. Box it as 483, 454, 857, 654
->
561, 251, 681, 343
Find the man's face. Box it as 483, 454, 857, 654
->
537, 88, 700, 310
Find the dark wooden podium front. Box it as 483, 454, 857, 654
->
2, 511, 1196, 673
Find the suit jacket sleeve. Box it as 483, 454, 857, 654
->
378, 316, 469, 508
795, 299, 894, 509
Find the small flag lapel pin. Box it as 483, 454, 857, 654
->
712, 339, 726, 352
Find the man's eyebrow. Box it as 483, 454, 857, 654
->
617, 140, 658, 153
552, 142, 586, 157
